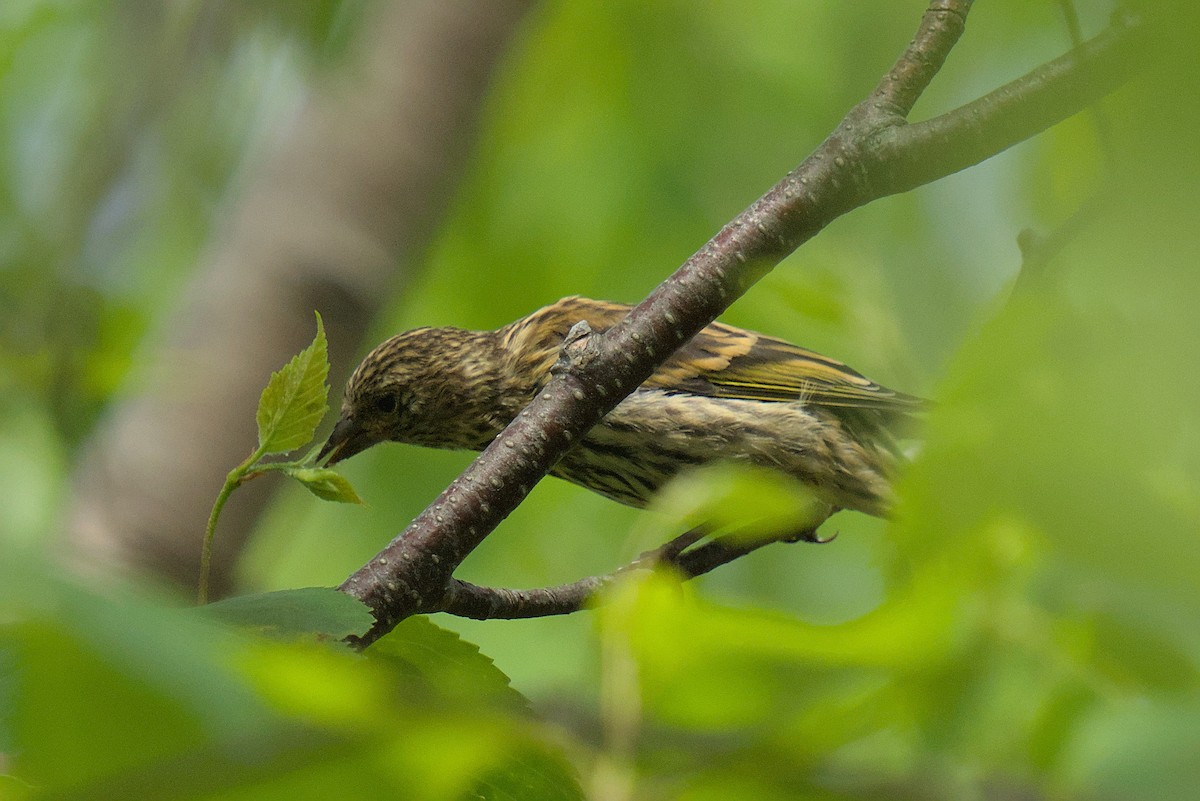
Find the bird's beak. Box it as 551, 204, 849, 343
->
317, 415, 376, 465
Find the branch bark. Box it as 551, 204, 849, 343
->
438, 526, 823, 620
340, 0, 1145, 648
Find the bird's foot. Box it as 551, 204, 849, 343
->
784, 527, 837, 544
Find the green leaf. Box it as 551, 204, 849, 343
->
3, 560, 577, 800
255, 312, 330, 454
647, 462, 829, 540
0, 775, 33, 801
370, 617, 526, 709
467, 747, 584, 801
1086, 614, 1198, 693
286, 466, 364, 504
200, 587, 374, 639
2, 560, 270, 790
597, 568, 962, 732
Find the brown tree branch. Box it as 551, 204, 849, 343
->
341, 0, 1145, 648
869, 0, 970, 116
438, 528, 704, 620
437, 527, 823, 620
868, 9, 1140, 197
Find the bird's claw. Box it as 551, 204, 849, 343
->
785, 527, 837, 544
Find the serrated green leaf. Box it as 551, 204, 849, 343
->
286, 467, 364, 504
255, 312, 329, 454
468, 747, 585, 801
370, 617, 526, 709
201, 587, 374, 639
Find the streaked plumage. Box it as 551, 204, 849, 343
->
319, 296, 922, 517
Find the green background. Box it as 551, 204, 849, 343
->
3, 1, 1198, 798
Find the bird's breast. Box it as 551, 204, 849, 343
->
550, 389, 894, 515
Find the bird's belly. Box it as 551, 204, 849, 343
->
549, 389, 892, 515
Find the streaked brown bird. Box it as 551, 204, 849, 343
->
319, 296, 922, 518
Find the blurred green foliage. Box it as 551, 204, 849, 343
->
4, 1, 1200, 799
2, 559, 578, 800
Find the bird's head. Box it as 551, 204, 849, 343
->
317, 325, 508, 465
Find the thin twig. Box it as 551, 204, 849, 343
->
1013, 186, 1113, 294
437, 527, 819, 620
434, 528, 704, 619
869, 0, 970, 116
868, 10, 1140, 197
1057, 0, 1116, 164
1010, 3, 1125, 294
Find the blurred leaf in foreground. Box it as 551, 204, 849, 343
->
200, 587, 373, 640
1, 561, 580, 801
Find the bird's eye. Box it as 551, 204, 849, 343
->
373, 393, 401, 416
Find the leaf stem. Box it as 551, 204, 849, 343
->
240, 459, 304, 482
198, 446, 264, 605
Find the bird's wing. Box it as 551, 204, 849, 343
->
511, 297, 922, 415
645, 320, 924, 415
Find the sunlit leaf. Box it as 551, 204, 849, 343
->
597, 568, 965, 730
0, 775, 34, 801
647, 462, 830, 541
286, 467, 364, 505
255, 312, 330, 454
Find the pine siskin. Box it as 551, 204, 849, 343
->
318, 296, 923, 518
